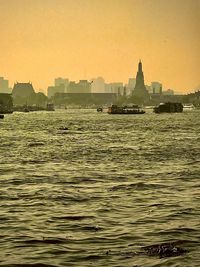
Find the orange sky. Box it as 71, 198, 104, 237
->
0, 0, 199, 93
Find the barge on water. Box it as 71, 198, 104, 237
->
154, 102, 183, 113
108, 105, 145, 114
0, 93, 13, 114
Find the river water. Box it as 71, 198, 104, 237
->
0, 109, 199, 267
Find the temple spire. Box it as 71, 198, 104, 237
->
132, 60, 149, 102
138, 60, 142, 72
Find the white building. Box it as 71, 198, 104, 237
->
55, 77, 69, 93
151, 81, 162, 94
105, 82, 124, 95
162, 89, 174, 95
91, 77, 105, 93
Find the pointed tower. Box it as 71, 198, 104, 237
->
132, 60, 149, 100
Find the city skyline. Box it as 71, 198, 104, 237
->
0, 0, 199, 93
0, 73, 174, 95
0, 72, 197, 96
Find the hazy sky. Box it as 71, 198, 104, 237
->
0, 0, 199, 92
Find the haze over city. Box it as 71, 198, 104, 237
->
0, 0, 199, 93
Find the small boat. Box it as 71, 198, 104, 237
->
23, 106, 30, 112
108, 105, 145, 114
0, 114, 4, 119
97, 107, 103, 112
194, 104, 200, 109
154, 102, 183, 113
46, 103, 55, 111
183, 104, 194, 109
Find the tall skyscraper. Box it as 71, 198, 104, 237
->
132, 61, 149, 100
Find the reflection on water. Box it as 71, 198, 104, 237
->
0, 109, 200, 266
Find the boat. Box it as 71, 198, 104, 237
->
97, 107, 103, 112
108, 104, 145, 114
154, 102, 183, 113
0, 94, 13, 114
194, 104, 200, 109
183, 104, 194, 109
46, 103, 55, 111
0, 114, 4, 119
23, 106, 30, 112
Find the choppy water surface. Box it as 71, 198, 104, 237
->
0, 109, 200, 267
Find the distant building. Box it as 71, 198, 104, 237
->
132, 61, 149, 101
55, 77, 69, 93
105, 83, 111, 93
38, 88, 47, 95
105, 82, 123, 95
127, 78, 136, 95
184, 90, 200, 106
0, 77, 11, 93
67, 80, 91, 93
47, 84, 65, 98
12, 82, 35, 97
162, 89, 174, 95
52, 92, 117, 106
91, 77, 105, 93
151, 82, 162, 94
145, 84, 152, 93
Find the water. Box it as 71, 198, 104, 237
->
0, 109, 200, 267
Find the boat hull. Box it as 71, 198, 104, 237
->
108, 111, 145, 114
154, 102, 183, 113
108, 105, 145, 114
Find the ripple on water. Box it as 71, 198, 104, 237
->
0, 110, 200, 266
